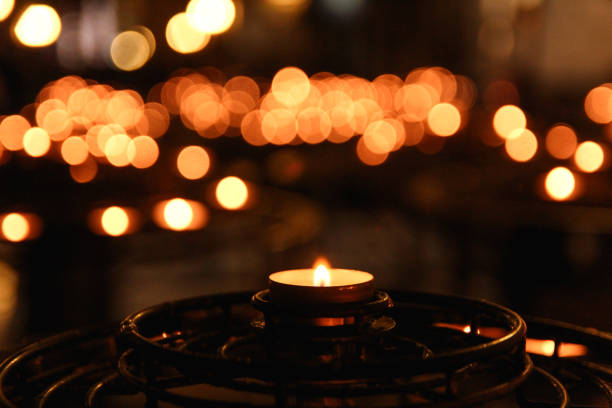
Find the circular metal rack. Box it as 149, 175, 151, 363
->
0, 290, 611, 407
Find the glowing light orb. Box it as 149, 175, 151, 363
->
166, 12, 210, 54
61, 136, 88, 165
0, 0, 15, 21
14, 4, 61, 47
493, 105, 526, 139
215, 176, 248, 210
1, 213, 29, 242
163, 198, 194, 231
101, 206, 129, 237
545, 167, 575, 201
545, 125, 577, 160
427, 103, 461, 137
505, 128, 537, 162
110, 30, 151, 71
23, 127, 51, 157
186, 0, 236, 35
271, 67, 310, 107
177, 145, 210, 180
575, 141, 604, 173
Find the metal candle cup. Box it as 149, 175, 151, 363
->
268, 267, 374, 305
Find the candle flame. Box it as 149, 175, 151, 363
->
313, 259, 331, 287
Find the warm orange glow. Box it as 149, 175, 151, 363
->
177, 145, 210, 180
101, 206, 129, 237
61, 136, 88, 165
584, 85, 612, 124
296, 107, 331, 144
240, 110, 267, 146
166, 12, 210, 54
110, 30, 152, 71
427, 103, 461, 137
505, 129, 537, 162
356, 136, 388, 166
526, 339, 555, 356
557, 342, 588, 357
432, 322, 471, 333
493, 105, 527, 139
23, 127, 50, 157
545, 167, 575, 201
216, 176, 248, 210
0, 0, 14, 21
104, 133, 131, 167
69, 157, 97, 183
363, 120, 397, 154
261, 108, 297, 145
545, 125, 577, 160
313, 264, 331, 287
153, 198, 208, 231
1, 213, 29, 242
0, 115, 29, 151
271, 67, 310, 107
575, 141, 604, 173
14, 4, 61, 47
127, 135, 159, 169
186, 0, 236, 35
394, 84, 433, 122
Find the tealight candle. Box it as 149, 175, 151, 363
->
268, 261, 374, 304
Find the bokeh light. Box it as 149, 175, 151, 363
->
505, 129, 537, 162
584, 85, 612, 124
164, 198, 193, 230
1, 213, 30, 242
14, 4, 61, 47
101, 206, 129, 237
0, 0, 14, 21
127, 136, 159, 169
427, 103, 461, 137
493, 105, 526, 139
23, 127, 51, 157
216, 176, 248, 210
61, 136, 88, 165
110, 30, 152, 71
69, 157, 98, 183
575, 141, 604, 173
166, 12, 211, 54
545, 167, 575, 201
545, 125, 577, 160
0, 115, 29, 151
177, 145, 210, 180
271, 67, 310, 107
186, 0, 236, 35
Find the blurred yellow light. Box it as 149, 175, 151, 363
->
545, 125, 577, 160
504, 128, 537, 162
101, 206, 129, 237
186, 0, 236, 35
61, 136, 88, 165
216, 176, 248, 210
110, 30, 151, 72
163, 198, 194, 231
584, 85, 612, 124
166, 12, 210, 54
177, 145, 210, 180
1, 213, 29, 242
0, 0, 14, 21
493, 105, 526, 139
545, 167, 575, 201
23, 127, 50, 157
575, 141, 604, 173
14, 4, 61, 47
104, 133, 131, 167
427, 103, 461, 137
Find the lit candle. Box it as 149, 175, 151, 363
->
268, 259, 374, 304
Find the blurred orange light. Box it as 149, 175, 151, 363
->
110, 30, 152, 72
296, 107, 331, 144
394, 84, 433, 122
584, 85, 612, 124
363, 120, 397, 154
493, 105, 526, 139
61, 136, 88, 165
127, 135, 159, 169
356, 136, 388, 166
0, 0, 14, 21
0, 115, 29, 151
23, 127, 50, 157
14, 4, 61, 47
69, 157, 97, 183
1, 213, 29, 242
101, 206, 129, 237
545, 167, 575, 201
166, 12, 210, 54
504, 129, 537, 162
177, 145, 210, 180
261, 108, 297, 145
427, 103, 461, 137
104, 133, 131, 167
271, 67, 310, 107
186, 0, 236, 35
545, 125, 577, 160
526, 339, 555, 356
216, 176, 248, 210
575, 141, 604, 173
164, 198, 194, 230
